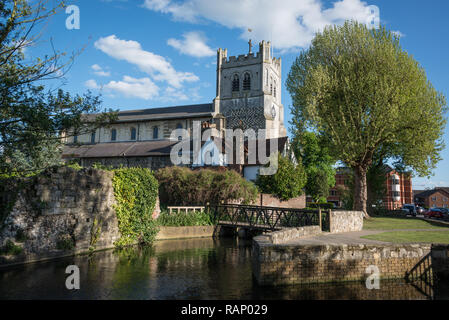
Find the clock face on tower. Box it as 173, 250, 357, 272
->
271, 105, 276, 119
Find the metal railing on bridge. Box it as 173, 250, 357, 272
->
207, 204, 330, 232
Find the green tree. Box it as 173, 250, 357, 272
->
292, 131, 336, 203
256, 153, 307, 201
0, 1, 117, 175
287, 21, 447, 216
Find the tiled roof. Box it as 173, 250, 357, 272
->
84, 103, 214, 123
62, 140, 178, 158
414, 188, 449, 199
62, 136, 290, 163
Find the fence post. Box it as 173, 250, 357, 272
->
319, 208, 322, 231
328, 209, 332, 232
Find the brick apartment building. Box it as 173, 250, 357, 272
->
327, 165, 413, 210
414, 188, 449, 209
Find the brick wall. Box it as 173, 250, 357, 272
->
252, 240, 437, 286
259, 193, 306, 209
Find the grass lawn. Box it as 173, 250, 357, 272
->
363, 217, 447, 230
361, 231, 449, 244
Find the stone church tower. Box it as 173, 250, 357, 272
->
213, 40, 287, 139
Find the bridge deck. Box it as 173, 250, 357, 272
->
218, 221, 281, 231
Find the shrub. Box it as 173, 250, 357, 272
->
112, 167, 160, 247
56, 234, 75, 251
155, 167, 258, 206
256, 153, 307, 201
307, 203, 335, 209
157, 209, 216, 227
0, 240, 23, 256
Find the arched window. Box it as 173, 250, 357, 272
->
90, 131, 96, 144
243, 73, 251, 90
111, 129, 117, 141
130, 127, 137, 140
273, 80, 277, 98
270, 77, 273, 95
153, 126, 159, 139
232, 74, 239, 92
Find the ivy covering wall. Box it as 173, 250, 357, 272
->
112, 167, 159, 247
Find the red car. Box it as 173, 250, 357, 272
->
424, 208, 444, 219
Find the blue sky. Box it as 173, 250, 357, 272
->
30, 0, 449, 189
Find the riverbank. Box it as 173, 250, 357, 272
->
0, 237, 444, 300
252, 218, 449, 286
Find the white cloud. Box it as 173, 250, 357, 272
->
91, 64, 111, 77
94, 35, 199, 88
167, 31, 215, 57
143, 0, 382, 50
85, 76, 159, 100
85, 79, 100, 89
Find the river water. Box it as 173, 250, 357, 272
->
0, 237, 447, 300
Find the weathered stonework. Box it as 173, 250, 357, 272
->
258, 226, 322, 245
0, 167, 121, 265
79, 156, 174, 170
329, 210, 364, 233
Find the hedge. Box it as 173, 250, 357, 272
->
154, 167, 259, 206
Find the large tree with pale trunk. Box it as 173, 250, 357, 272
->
287, 21, 447, 217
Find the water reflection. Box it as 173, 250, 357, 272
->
0, 237, 448, 300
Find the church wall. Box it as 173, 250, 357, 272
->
67, 117, 213, 144
80, 156, 174, 170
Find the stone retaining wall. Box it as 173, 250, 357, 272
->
259, 226, 321, 245
0, 167, 121, 266
329, 210, 364, 233
251, 238, 449, 286
155, 226, 215, 240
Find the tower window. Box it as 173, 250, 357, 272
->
274, 81, 277, 98
111, 129, 117, 141
153, 126, 159, 139
232, 74, 239, 92
130, 127, 137, 140
243, 73, 251, 90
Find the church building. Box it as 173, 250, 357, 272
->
63, 40, 290, 178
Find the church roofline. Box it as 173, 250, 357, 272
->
84, 103, 214, 123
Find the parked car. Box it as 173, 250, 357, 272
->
416, 206, 426, 215
435, 207, 449, 220
401, 204, 417, 216
425, 208, 444, 219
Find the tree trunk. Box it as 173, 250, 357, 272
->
353, 165, 370, 218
